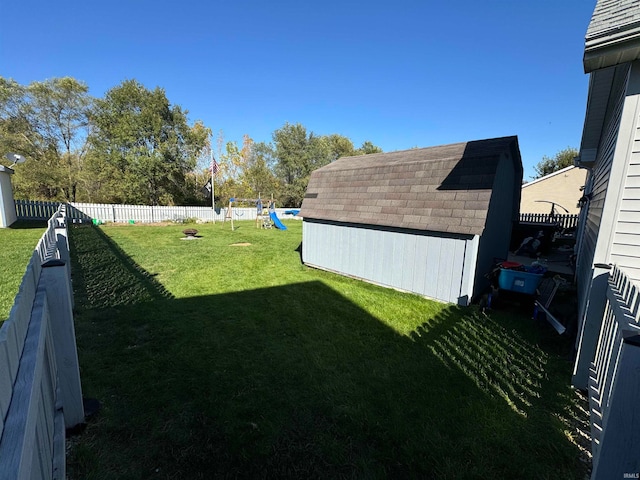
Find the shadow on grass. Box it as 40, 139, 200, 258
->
70, 225, 173, 311
8, 220, 47, 229
68, 226, 586, 480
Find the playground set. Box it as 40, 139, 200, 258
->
225, 194, 287, 231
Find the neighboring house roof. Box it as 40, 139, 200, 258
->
584, 0, 640, 73
300, 136, 522, 236
522, 165, 579, 189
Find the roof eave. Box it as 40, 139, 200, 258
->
584, 24, 640, 73
577, 66, 621, 170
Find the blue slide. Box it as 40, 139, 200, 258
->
269, 211, 287, 230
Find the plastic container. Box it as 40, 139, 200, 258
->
498, 268, 544, 294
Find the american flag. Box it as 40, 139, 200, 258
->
210, 156, 219, 176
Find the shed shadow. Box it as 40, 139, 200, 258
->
437, 137, 522, 191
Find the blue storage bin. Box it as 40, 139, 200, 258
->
498, 268, 544, 294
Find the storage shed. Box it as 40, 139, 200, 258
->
299, 136, 523, 305
0, 165, 17, 228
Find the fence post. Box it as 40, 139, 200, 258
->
573, 264, 612, 389
41, 258, 84, 429
591, 332, 640, 479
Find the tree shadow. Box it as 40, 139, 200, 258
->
67, 227, 587, 480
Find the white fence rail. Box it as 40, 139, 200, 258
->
584, 265, 640, 479
15, 200, 300, 224
519, 212, 580, 230
0, 204, 83, 479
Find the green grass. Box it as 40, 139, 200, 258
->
0, 221, 47, 323
67, 220, 588, 479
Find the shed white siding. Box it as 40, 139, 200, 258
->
302, 219, 479, 305
0, 168, 17, 228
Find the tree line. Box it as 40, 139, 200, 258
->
0, 77, 382, 207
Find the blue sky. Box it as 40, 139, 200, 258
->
2, 0, 595, 180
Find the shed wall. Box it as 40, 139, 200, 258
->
0, 170, 16, 228
475, 154, 517, 295
302, 219, 478, 305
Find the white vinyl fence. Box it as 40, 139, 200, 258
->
577, 265, 640, 479
15, 200, 300, 224
519, 212, 579, 230
0, 204, 83, 479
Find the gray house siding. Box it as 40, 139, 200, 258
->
610, 82, 640, 281
302, 219, 479, 305
577, 64, 630, 323
574, 61, 640, 387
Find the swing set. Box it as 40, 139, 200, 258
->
225, 194, 279, 231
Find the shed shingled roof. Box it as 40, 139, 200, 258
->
299, 136, 522, 236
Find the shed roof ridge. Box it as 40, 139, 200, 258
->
321, 155, 463, 172
330, 135, 518, 167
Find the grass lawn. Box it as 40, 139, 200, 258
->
67, 220, 588, 479
0, 221, 47, 323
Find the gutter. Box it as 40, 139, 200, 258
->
584, 23, 640, 73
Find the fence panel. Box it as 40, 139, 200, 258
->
587, 265, 640, 479
16, 200, 303, 224
0, 204, 80, 480
519, 213, 579, 230
15, 200, 60, 221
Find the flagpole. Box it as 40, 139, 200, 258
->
211, 151, 216, 224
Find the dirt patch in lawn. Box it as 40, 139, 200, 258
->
230, 243, 252, 247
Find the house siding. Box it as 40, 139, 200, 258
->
610, 91, 640, 281
577, 63, 630, 322
302, 219, 477, 305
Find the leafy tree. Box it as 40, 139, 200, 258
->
0, 77, 93, 201
355, 140, 383, 155
184, 129, 216, 206
243, 141, 279, 198
271, 123, 326, 206
269, 123, 384, 206
324, 134, 356, 161
87, 80, 208, 205
533, 147, 578, 179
